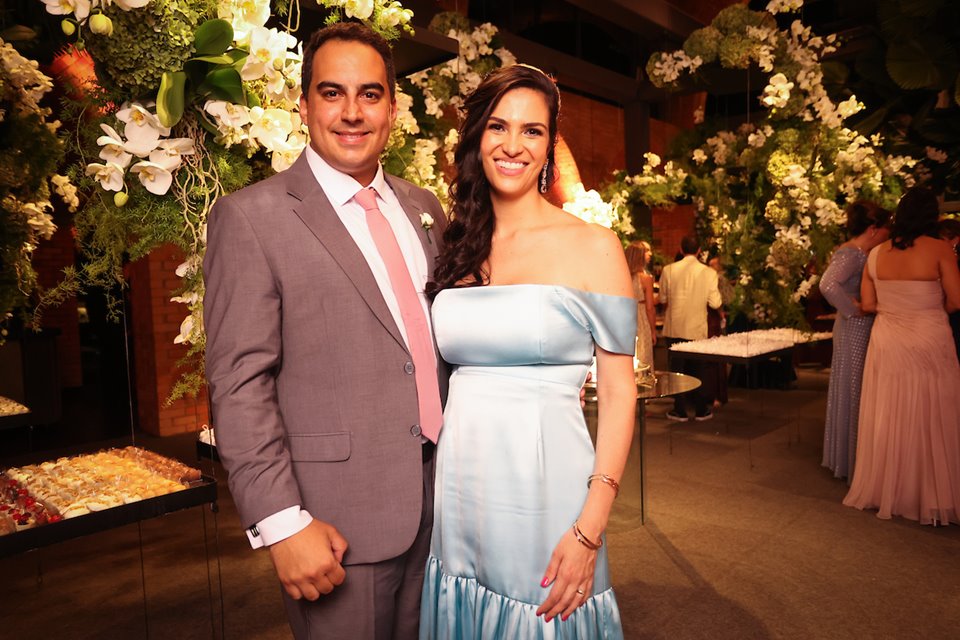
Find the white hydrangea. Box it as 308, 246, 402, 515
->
562, 183, 618, 228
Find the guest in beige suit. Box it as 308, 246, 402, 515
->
203, 22, 447, 640
659, 236, 722, 421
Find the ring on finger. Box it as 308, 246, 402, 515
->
576, 588, 585, 595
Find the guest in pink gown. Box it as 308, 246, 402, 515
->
843, 187, 960, 525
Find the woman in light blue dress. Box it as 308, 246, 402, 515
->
818, 201, 890, 481
420, 65, 637, 639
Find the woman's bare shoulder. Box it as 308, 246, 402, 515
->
554, 220, 631, 297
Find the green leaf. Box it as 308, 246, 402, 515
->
157, 71, 187, 128
190, 54, 234, 65
820, 61, 850, 92
855, 48, 897, 89
245, 87, 261, 109
886, 38, 955, 89
200, 68, 245, 104
194, 19, 234, 56
852, 105, 892, 136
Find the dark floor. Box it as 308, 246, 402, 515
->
1, 367, 958, 639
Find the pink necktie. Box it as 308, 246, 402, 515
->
355, 187, 442, 443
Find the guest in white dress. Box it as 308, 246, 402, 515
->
625, 241, 657, 371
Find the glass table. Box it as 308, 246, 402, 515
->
585, 372, 700, 525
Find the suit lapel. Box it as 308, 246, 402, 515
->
284, 156, 408, 352
385, 174, 440, 268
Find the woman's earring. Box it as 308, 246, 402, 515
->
539, 162, 549, 194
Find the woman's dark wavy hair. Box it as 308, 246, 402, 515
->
845, 200, 891, 237
890, 187, 940, 249
426, 65, 561, 298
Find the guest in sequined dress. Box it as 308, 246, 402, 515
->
819, 201, 891, 482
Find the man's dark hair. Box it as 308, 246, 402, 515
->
680, 236, 700, 256
301, 22, 397, 100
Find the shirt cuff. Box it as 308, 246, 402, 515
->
245, 506, 313, 549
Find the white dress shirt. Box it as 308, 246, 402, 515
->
659, 255, 723, 341
246, 147, 434, 548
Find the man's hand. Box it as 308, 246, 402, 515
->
268, 518, 348, 601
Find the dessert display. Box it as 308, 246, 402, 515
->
670, 328, 832, 358
0, 396, 30, 417
0, 447, 202, 536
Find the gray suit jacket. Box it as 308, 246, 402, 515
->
204, 153, 448, 565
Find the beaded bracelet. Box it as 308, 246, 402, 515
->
572, 520, 603, 550
587, 473, 620, 497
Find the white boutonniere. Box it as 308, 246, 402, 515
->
420, 212, 434, 243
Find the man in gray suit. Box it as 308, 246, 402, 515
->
203, 22, 447, 639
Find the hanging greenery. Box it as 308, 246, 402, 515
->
600, 0, 917, 327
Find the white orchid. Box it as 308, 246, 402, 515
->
379, 1, 413, 28
113, 0, 151, 8
241, 27, 297, 82
85, 161, 126, 192
270, 132, 307, 173
767, 0, 803, 14
248, 107, 293, 152
204, 100, 251, 129
129, 161, 173, 195
97, 123, 133, 168
218, 0, 271, 45
761, 73, 794, 109
116, 103, 168, 156
40, 0, 90, 20
925, 146, 948, 163
50, 174, 80, 212
174, 314, 195, 345
148, 138, 194, 172
343, 0, 374, 20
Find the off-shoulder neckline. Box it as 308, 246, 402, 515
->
436, 283, 635, 303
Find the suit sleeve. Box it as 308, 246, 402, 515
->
658, 267, 669, 306
203, 196, 303, 530
706, 269, 722, 309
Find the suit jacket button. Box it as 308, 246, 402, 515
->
410, 424, 422, 437
404, 362, 415, 374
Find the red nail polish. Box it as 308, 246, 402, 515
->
540, 577, 549, 587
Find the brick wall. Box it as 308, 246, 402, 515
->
127, 244, 208, 436
558, 91, 626, 191
32, 216, 82, 388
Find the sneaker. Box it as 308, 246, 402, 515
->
694, 411, 714, 422
665, 411, 689, 422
